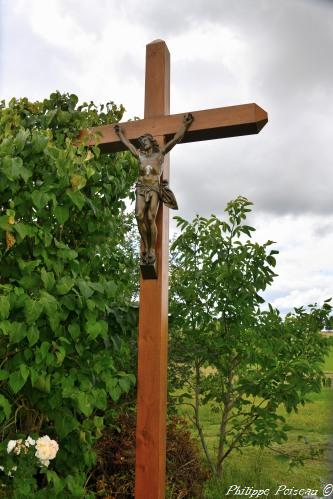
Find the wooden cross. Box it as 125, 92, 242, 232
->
79, 39, 268, 499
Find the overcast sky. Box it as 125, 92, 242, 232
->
1, 0, 333, 314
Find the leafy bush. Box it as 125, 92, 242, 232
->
0, 92, 139, 496
169, 197, 332, 480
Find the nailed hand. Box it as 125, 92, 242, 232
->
183, 113, 193, 126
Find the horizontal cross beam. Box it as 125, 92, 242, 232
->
77, 103, 268, 153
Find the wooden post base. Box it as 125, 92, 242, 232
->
140, 261, 158, 279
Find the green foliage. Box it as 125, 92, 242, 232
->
169, 196, 331, 479
0, 92, 139, 495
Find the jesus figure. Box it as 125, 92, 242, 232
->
115, 113, 193, 265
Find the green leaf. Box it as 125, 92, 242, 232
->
66, 189, 86, 210
19, 274, 40, 289
36, 375, 51, 393
106, 378, 122, 402
105, 280, 117, 299
25, 298, 43, 323
57, 248, 78, 260
20, 166, 33, 183
77, 279, 94, 299
110, 384, 122, 402
32, 132, 49, 153
30, 369, 51, 393
27, 325, 40, 346
85, 320, 108, 340
20, 364, 29, 381
66, 474, 85, 497
89, 282, 105, 293
92, 389, 107, 410
56, 276, 75, 295
54, 409, 79, 438
46, 470, 65, 495
18, 258, 41, 273
0, 369, 9, 381
0, 394, 11, 422
76, 392, 93, 416
14, 223, 35, 240
55, 346, 66, 366
93, 415, 104, 431
9, 368, 29, 393
85, 165, 95, 178
40, 291, 58, 316
14, 129, 30, 152
118, 377, 131, 393
68, 323, 80, 340
71, 174, 87, 191
41, 268, 56, 291
62, 375, 75, 398
61, 295, 76, 311
31, 190, 50, 210
0, 215, 12, 231
266, 255, 276, 267
0, 320, 11, 335
54, 206, 70, 224
2, 156, 23, 180
10, 322, 26, 343
0, 295, 10, 320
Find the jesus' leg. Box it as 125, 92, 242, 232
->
135, 195, 149, 263
146, 192, 159, 264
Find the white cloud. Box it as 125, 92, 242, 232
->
255, 213, 333, 312
14, 0, 98, 54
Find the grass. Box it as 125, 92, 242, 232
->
323, 342, 333, 371
201, 389, 332, 498
176, 348, 333, 498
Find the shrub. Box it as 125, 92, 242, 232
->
169, 197, 332, 480
0, 92, 138, 495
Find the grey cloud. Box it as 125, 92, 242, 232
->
1, 0, 333, 219
313, 221, 333, 238
0, 5, 80, 100
163, 1, 333, 218
170, 101, 333, 219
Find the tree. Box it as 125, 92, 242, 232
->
0, 93, 139, 495
169, 196, 331, 480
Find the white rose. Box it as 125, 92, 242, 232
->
7, 440, 16, 454
25, 436, 36, 447
0, 466, 4, 472
35, 436, 59, 463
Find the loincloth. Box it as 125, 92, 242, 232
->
135, 180, 178, 210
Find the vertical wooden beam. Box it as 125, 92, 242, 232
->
135, 40, 170, 499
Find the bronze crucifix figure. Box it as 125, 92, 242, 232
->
115, 113, 193, 267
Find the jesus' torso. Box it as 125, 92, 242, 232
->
138, 151, 164, 185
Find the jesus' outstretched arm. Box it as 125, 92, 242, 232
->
114, 124, 140, 158
161, 113, 193, 155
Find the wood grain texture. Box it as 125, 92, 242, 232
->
134, 39, 170, 499
77, 103, 268, 153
